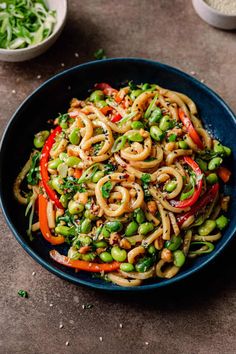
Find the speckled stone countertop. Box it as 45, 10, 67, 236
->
1, 1, 236, 353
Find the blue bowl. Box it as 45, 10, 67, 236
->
0, 58, 235, 291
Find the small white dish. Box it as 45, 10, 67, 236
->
192, 0, 236, 30
0, 0, 68, 62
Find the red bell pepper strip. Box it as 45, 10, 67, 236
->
171, 156, 203, 208
179, 109, 204, 149
50, 250, 120, 272
40, 126, 64, 209
94, 82, 118, 96
177, 183, 219, 227
218, 166, 231, 183
38, 187, 65, 245
111, 113, 122, 123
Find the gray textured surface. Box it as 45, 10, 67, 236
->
0, 1, 236, 353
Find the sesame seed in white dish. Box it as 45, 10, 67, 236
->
205, 0, 236, 15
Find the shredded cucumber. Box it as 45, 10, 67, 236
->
0, 0, 56, 49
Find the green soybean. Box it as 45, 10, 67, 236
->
148, 245, 157, 255
94, 240, 108, 248
106, 221, 123, 233
102, 227, 110, 238
33, 130, 49, 148
138, 222, 154, 235
51, 177, 63, 194
90, 90, 104, 102
81, 253, 96, 261
84, 210, 98, 221
80, 219, 92, 234
127, 132, 144, 143
223, 146, 231, 156
150, 126, 164, 141
165, 236, 182, 251
48, 158, 62, 169
206, 173, 218, 184
159, 115, 171, 131
216, 215, 229, 230
77, 235, 92, 246
165, 181, 177, 193
130, 89, 143, 101
66, 156, 81, 167
168, 134, 177, 142
125, 221, 139, 237
69, 128, 80, 145
59, 194, 69, 208
208, 157, 223, 170
111, 246, 127, 262
149, 108, 162, 125
59, 152, 68, 161
178, 141, 189, 149
92, 171, 104, 183
55, 225, 72, 237
198, 220, 216, 236
120, 263, 135, 272
213, 141, 225, 154
173, 250, 186, 267
134, 208, 146, 224
99, 252, 113, 263
68, 200, 84, 215
131, 121, 144, 129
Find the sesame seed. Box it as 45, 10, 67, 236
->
74, 52, 79, 58
49, 303, 53, 307
12, 89, 16, 94
32, 271, 36, 276
65, 341, 69, 346
68, 86, 71, 90
99, 337, 103, 342
59, 324, 64, 329
145, 342, 149, 345
37, 74, 42, 79
61, 63, 65, 67
200, 79, 205, 83
119, 323, 123, 328
190, 71, 196, 76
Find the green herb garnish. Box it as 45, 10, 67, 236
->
101, 181, 113, 198
26, 152, 40, 186
18, 289, 28, 298
94, 48, 107, 60
141, 173, 151, 184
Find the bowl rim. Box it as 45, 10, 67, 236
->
0, 57, 236, 291
193, 0, 236, 18
0, 0, 68, 54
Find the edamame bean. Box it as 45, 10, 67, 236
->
48, 158, 62, 169
138, 222, 154, 235
178, 141, 189, 149
223, 146, 231, 156
148, 245, 156, 255
81, 253, 96, 261
213, 141, 225, 154
165, 236, 182, 251
69, 128, 80, 145
125, 221, 139, 237
55, 225, 72, 236
68, 247, 79, 259
33, 130, 49, 148
159, 115, 171, 131
94, 240, 108, 248
206, 173, 218, 184
165, 181, 177, 192
90, 90, 104, 102
173, 250, 185, 267
92, 171, 105, 183
105, 221, 123, 232
111, 246, 127, 262
134, 208, 146, 224
216, 215, 229, 230
208, 157, 223, 171
120, 263, 134, 272
77, 235, 92, 245
150, 126, 164, 141
68, 200, 84, 215
65, 156, 81, 167
130, 89, 143, 101
131, 121, 144, 129
102, 227, 110, 238
84, 209, 98, 221
59, 152, 68, 161
80, 219, 92, 234
198, 220, 216, 236
51, 177, 63, 194
99, 252, 113, 263
168, 134, 177, 142
59, 194, 69, 208
127, 132, 144, 143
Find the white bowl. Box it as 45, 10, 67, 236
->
192, 0, 236, 30
0, 0, 68, 62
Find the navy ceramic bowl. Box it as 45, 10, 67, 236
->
0, 58, 235, 291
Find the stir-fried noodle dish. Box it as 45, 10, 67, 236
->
14, 82, 231, 287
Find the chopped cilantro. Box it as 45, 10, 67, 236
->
27, 152, 40, 186
18, 290, 28, 298
104, 163, 116, 174
101, 181, 113, 198
168, 134, 177, 142
141, 173, 151, 184
61, 177, 85, 194
94, 48, 107, 60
